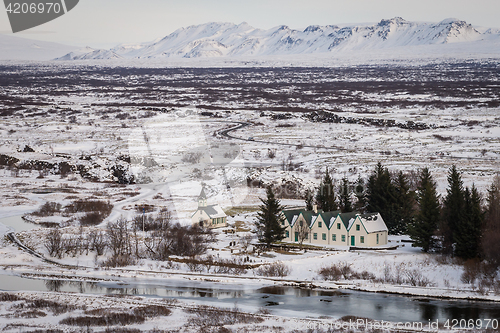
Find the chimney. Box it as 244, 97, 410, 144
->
313, 204, 317, 213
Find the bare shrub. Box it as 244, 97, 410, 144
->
65, 200, 113, 215
169, 224, 211, 257
256, 307, 271, 315
17, 310, 47, 318
357, 270, 376, 280
211, 257, 248, 275
104, 328, 141, 333
144, 223, 212, 260
101, 254, 136, 268
0, 293, 22, 302
267, 149, 276, 159
133, 209, 171, 232
32, 202, 61, 217
180, 255, 249, 275
106, 218, 131, 257
318, 264, 342, 281
187, 305, 264, 327
133, 305, 171, 317
240, 234, 254, 253
103, 218, 136, 267
44, 228, 63, 258
393, 263, 406, 284
281, 153, 299, 172
461, 259, 482, 284
255, 262, 291, 277
144, 230, 173, 261
433, 134, 453, 141
58, 161, 74, 178
319, 263, 375, 281
339, 261, 352, 279
383, 264, 392, 283
89, 229, 106, 256
405, 269, 431, 287
62, 236, 79, 257
182, 152, 203, 164
27, 299, 76, 315
79, 211, 107, 226
186, 260, 204, 273
134, 204, 155, 214
60, 313, 145, 326
104, 326, 140, 333
404, 269, 421, 286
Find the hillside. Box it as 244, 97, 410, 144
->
55, 17, 500, 61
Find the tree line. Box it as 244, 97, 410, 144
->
44, 209, 214, 267
256, 162, 500, 266
306, 163, 417, 235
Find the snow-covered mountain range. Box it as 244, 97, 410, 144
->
56, 17, 500, 61
1, 17, 498, 62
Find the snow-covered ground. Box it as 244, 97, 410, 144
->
1, 213, 499, 331
2, 213, 497, 300
1, 63, 499, 331
1, 105, 498, 225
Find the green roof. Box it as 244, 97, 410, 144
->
338, 212, 360, 229
320, 210, 341, 229
282, 208, 341, 229
282, 209, 303, 224
301, 210, 320, 227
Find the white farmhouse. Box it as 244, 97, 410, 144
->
191, 188, 227, 228
281, 207, 388, 248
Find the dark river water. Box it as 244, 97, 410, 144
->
2, 215, 500, 323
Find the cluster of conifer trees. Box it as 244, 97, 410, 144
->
310, 162, 499, 261
255, 162, 499, 263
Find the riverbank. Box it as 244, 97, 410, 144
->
2, 268, 500, 332
2, 213, 500, 304
0, 289, 329, 333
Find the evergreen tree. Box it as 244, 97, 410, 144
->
454, 185, 483, 259
408, 168, 440, 252
393, 171, 415, 234
486, 175, 500, 224
339, 177, 353, 213
441, 165, 465, 255
304, 188, 314, 211
482, 175, 500, 266
354, 176, 367, 212
315, 168, 337, 212
255, 186, 286, 247
366, 162, 398, 233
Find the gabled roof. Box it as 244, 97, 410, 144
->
282, 209, 303, 226
282, 208, 341, 229
338, 212, 360, 230
281, 209, 388, 234
358, 213, 388, 233
193, 204, 226, 219
301, 210, 320, 227
320, 210, 341, 229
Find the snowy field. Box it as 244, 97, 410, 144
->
0, 62, 499, 331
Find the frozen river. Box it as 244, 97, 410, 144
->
1, 215, 500, 323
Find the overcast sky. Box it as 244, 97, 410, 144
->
1, 0, 499, 48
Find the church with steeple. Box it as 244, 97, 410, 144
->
191, 186, 227, 228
